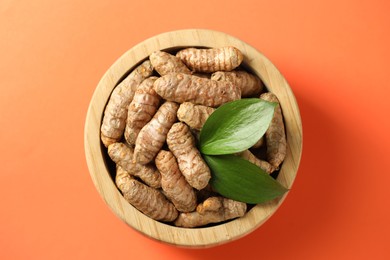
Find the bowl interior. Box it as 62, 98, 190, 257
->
84, 29, 303, 247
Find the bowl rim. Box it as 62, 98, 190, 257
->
84, 29, 303, 248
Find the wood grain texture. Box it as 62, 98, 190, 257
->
84, 29, 303, 247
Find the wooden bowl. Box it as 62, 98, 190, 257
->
84, 29, 303, 247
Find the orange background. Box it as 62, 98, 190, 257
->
1, 0, 389, 259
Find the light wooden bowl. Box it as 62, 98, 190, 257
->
84, 29, 302, 248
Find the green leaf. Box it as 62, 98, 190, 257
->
204, 154, 288, 204
199, 98, 276, 155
